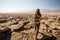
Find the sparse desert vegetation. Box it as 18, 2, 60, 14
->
0, 12, 60, 40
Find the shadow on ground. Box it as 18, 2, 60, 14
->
0, 28, 11, 40
37, 32, 57, 40
40, 35, 57, 40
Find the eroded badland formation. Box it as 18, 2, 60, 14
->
0, 12, 60, 40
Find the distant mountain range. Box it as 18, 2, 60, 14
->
24, 9, 60, 13
40, 9, 60, 13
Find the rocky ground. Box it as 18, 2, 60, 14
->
0, 13, 60, 40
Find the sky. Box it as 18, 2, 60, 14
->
0, 0, 60, 13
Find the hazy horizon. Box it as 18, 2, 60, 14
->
0, 0, 60, 13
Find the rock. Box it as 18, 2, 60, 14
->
24, 23, 33, 29
8, 17, 14, 20
48, 19, 54, 23
0, 24, 9, 33
0, 19, 8, 23
11, 20, 18, 25
52, 26, 60, 30
37, 34, 43, 40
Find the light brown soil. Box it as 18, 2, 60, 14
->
0, 13, 60, 40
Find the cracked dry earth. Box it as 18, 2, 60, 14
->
0, 13, 60, 40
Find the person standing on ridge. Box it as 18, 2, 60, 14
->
33, 9, 41, 40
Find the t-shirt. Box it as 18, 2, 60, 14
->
34, 15, 40, 24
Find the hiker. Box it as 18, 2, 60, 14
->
33, 9, 41, 39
